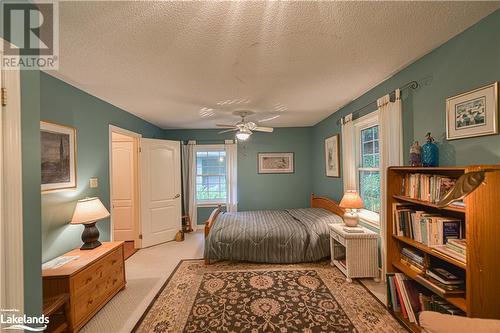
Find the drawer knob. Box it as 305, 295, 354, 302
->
88, 299, 93, 305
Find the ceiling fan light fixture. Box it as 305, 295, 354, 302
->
236, 129, 251, 141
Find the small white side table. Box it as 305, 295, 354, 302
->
329, 224, 379, 283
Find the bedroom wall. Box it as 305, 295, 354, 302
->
40, 73, 164, 263
311, 9, 500, 203
163, 127, 313, 225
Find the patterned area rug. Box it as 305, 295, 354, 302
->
134, 260, 405, 333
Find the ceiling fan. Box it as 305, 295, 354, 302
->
217, 110, 274, 141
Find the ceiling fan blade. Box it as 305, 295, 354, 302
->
254, 127, 274, 133
259, 115, 280, 122
216, 124, 237, 128
218, 128, 239, 134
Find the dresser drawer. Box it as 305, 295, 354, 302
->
73, 263, 124, 325
330, 230, 345, 246
71, 247, 125, 326
73, 247, 123, 297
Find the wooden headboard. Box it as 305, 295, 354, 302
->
310, 193, 345, 217
204, 205, 223, 238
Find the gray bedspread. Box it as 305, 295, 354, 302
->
204, 208, 343, 263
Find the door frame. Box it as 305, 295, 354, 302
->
0, 39, 24, 311
108, 125, 142, 248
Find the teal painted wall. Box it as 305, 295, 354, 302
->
311, 9, 500, 202
21, 70, 43, 317
163, 128, 313, 224
40, 73, 164, 262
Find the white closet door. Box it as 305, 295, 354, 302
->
111, 139, 136, 241
140, 138, 181, 247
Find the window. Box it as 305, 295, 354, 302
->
352, 112, 381, 226
196, 148, 227, 205
358, 125, 380, 213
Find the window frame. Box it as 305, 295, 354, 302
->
194, 144, 227, 206
353, 111, 381, 228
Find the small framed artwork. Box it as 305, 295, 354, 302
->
41, 121, 77, 192
324, 134, 340, 177
258, 152, 294, 174
446, 82, 498, 140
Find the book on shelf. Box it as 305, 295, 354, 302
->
432, 245, 466, 264
393, 205, 463, 247
387, 272, 466, 324
419, 294, 466, 316
401, 173, 459, 205
426, 267, 464, 286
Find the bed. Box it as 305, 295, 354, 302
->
204, 194, 344, 264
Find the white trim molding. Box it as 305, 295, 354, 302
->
108, 125, 142, 248
0, 40, 24, 311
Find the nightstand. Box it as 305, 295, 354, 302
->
329, 224, 379, 282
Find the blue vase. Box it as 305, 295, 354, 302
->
422, 132, 438, 167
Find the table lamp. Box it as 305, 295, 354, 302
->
70, 197, 110, 250
339, 190, 364, 227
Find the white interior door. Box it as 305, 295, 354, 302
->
141, 138, 181, 247
111, 133, 136, 241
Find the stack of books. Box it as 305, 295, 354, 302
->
401, 173, 457, 204
419, 294, 466, 316
432, 239, 466, 264
425, 267, 465, 294
393, 203, 463, 246
400, 247, 424, 273
387, 272, 425, 323
387, 272, 466, 324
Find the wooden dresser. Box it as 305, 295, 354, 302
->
43, 242, 126, 332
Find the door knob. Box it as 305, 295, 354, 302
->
172, 194, 180, 199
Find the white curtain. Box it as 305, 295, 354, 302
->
378, 88, 403, 278
187, 141, 197, 228
341, 113, 356, 191
225, 140, 238, 212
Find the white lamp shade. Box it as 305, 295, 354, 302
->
70, 197, 110, 225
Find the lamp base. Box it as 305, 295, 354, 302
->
343, 211, 359, 227
80, 222, 102, 250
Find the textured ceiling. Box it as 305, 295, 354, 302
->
49, 1, 500, 129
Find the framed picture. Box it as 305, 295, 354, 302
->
324, 134, 340, 177
446, 82, 498, 140
258, 152, 294, 174
41, 121, 77, 192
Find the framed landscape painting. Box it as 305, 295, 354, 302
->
324, 134, 340, 177
41, 121, 77, 192
446, 82, 498, 140
258, 152, 294, 174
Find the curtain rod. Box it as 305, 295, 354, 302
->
335, 80, 419, 125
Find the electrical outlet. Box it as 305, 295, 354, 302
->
89, 177, 98, 188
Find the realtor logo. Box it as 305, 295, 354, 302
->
1, 1, 59, 69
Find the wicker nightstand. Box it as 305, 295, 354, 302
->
329, 224, 379, 282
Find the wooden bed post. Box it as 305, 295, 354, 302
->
204, 205, 223, 265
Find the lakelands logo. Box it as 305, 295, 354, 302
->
1, 0, 59, 70
0, 309, 49, 331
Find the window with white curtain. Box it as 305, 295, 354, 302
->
195, 146, 227, 205
353, 112, 380, 226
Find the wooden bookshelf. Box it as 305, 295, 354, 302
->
386, 165, 500, 332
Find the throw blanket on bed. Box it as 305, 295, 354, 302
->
204, 208, 343, 263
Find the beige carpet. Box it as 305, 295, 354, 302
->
80, 231, 205, 333
134, 260, 405, 333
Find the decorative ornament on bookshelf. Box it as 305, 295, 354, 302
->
436, 168, 500, 208
422, 132, 439, 167
409, 141, 422, 167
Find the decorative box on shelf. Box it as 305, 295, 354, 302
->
329, 224, 379, 282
